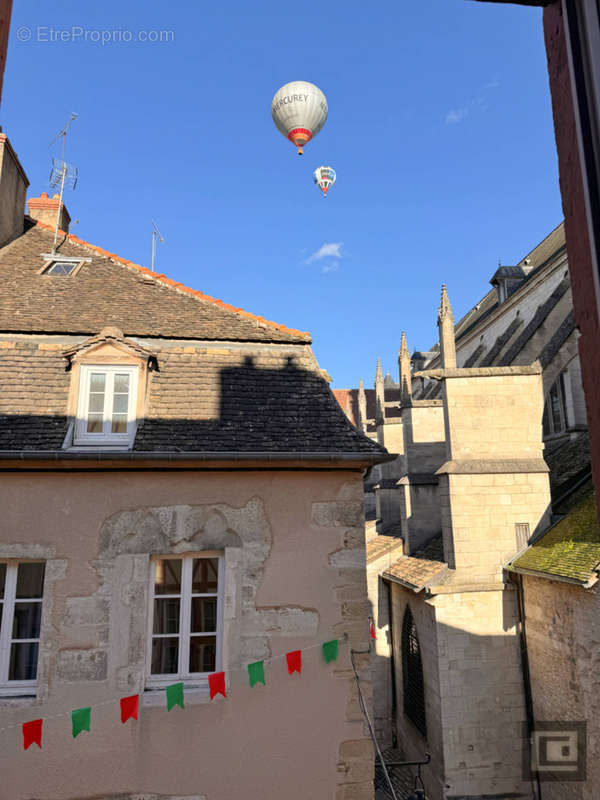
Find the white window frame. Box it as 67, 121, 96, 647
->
74, 364, 138, 447
0, 561, 44, 696
146, 554, 224, 689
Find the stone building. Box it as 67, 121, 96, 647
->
0, 133, 393, 800
335, 223, 594, 799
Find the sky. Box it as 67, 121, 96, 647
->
2, 0, 563, 388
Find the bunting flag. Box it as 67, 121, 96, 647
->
248, 660, 266, 687
322, 639, 338, 664
72, 707, 91, 738
22, 719, 43, 750
120, 694, 139, 724
370, 621, 377, 640
5, 636, 346, 749
286, 650, 302, 675
208, 671, 226, 700
166, 682, 184, 711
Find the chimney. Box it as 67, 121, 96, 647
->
0, 133, 29, 246
27, 192, 71, 233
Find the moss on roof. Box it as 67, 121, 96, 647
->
512, 493, 600, 584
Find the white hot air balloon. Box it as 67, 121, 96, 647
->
313, 166, 336, 196
271, 81, 328, 155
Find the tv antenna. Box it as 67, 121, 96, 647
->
48, 113, 78, 254
151, 220, 165, 272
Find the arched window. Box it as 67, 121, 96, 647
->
402, 605, 427, 738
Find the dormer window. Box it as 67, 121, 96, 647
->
74, 365, 139, 446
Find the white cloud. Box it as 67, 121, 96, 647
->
445, 78, 500, 125
445, 107, 468, 125
306, 242, 343, 263
321, 262, 339, 274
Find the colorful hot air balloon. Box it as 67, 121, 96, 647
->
314, 165, 336, 196
272, 81, 328, 155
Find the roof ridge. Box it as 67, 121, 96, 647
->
30, 218, 311, 342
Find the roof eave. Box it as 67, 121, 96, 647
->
506, 562, 599, 589
0, 449, 397, 470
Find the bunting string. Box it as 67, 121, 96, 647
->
0, 632, 355, 749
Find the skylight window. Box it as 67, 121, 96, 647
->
44, 261, 78, 276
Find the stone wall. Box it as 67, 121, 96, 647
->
0, 470, 374, 800
390, 584, 445, 800
433, 587, 532, 800
523, 575, 600, 800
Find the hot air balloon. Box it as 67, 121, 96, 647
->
272, 81, 328, 155
314, 165, 336, 196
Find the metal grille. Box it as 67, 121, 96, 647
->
402, 606, 427, 738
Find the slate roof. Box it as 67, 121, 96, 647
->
0, 220, 309, 343
509, 492, 600, 586
544, 430, 591, 504
0, 222, 389, 459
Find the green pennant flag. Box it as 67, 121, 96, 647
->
322, 639, 339, 664
166, 682, 184, 711
72, 707, 91, 738
248, 660, 266, 687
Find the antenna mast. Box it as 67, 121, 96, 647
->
151, 220, 165, 272
48, 113, 78, 255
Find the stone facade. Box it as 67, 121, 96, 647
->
519, 574, 600, 800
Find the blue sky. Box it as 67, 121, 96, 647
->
2, 0, 562, 388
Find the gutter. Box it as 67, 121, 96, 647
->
507, 563, 599, 589
0, 449, 397, 468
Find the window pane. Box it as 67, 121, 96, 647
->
154, 559, 181, 594
9, 641, 39, 681
87, 414, 103, 433
114, 374, 130, 394
112, 393, 129, 414
16, 563, 45, 598
0, 563, 5, 598
111, 415, 128, 434
153, 598, 180, 634
189, 635, 216, 673
12, 602, 42, 639
89, 373, 106, 393
88, 393, 104, 413
191, 597, 217, 633
151, 637, 178, 674
192, 558, 219, 593
550, 384, 563, 432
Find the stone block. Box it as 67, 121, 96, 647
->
57, 648, 108, 682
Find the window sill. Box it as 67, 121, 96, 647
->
0, 691, 38, 707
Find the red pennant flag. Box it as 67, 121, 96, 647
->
286, 650, 302, 674
370, 621, 377, 640
209, 671, 226, 700
120, 694, 139, 724
23, 719, 42, 750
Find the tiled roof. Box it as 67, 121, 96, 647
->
366, 535, 403, 565
0, 221, 310, 343
0, 337, 388, 455
382, 535, 447, 592
510, 492, 600, 585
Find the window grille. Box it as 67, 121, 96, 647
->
515, 522, 530, 551
402, 605, 427, 738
